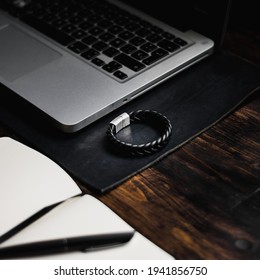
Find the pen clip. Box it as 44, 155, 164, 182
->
81, 231, 135, 252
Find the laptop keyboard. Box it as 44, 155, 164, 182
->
1, 0, 191, 82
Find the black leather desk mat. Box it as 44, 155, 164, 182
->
0, 51, 259, 193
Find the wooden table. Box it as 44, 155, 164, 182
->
90, 91, 259, 260
84, 28, 260, 260
1, 28, 259, 259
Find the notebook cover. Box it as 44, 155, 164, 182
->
0, 51, 259, 193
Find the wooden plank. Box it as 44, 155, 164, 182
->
97, 96, 260, 259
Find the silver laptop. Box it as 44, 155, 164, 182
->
0, 0, 215, 132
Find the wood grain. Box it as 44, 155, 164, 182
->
87, 94, 260, 259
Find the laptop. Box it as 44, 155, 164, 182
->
0, 0, 231, 132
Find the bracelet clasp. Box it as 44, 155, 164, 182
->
110, 113, 130, 133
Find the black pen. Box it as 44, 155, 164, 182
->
0, 231, 134, 259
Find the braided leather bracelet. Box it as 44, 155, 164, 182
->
107, 110, 172, 156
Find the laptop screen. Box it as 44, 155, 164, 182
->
120, 0, 231, 48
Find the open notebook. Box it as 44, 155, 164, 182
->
0, 137, 173, 259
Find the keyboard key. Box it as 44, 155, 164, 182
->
81, 49, 99, 60
118, 31, 135, 40
79, 20, 94, 31
114, 53, 145, 72
140, 42, 157, 53
51, 18, 67, 28
120, 44, 137, 54
129, 36, 146, 46
158, 39, 180, 52
68, 41, 89, 54
124, 22, 139, 31
57, 10, 72, 19
113, 70, 128, 80
21, 15, 75, 46
68, 15, 84, 25
89, 27, 103, 36
108, 25, 124, 35
143, 48, 168, 65
78, 9, 92, 18
99, 32, 115, 42
82, 35, 98, 45
146, 33, 163, 43
102, 61, 122, 73
152, 48, 169, 57
91, 57, 105, 67
62, 24, 77, 34
88, 14, 103, 23
71, 29, 87, 39
92, 41, 109, 51
114, 16, 129, 26
162, 32, 176, 40
127, 14, 141, 23
139, 20, 153, 28
136, 28, 151, 37
174, 37, 188, 46
98, 19, 113, 29
103, 47, 120, 57
131, 50, 149, 60
150, 25, 163, 34
110, 38, 126, 48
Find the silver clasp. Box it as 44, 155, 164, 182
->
110, 113, 130, 133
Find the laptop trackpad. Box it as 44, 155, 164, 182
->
0, 25, 61, 82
